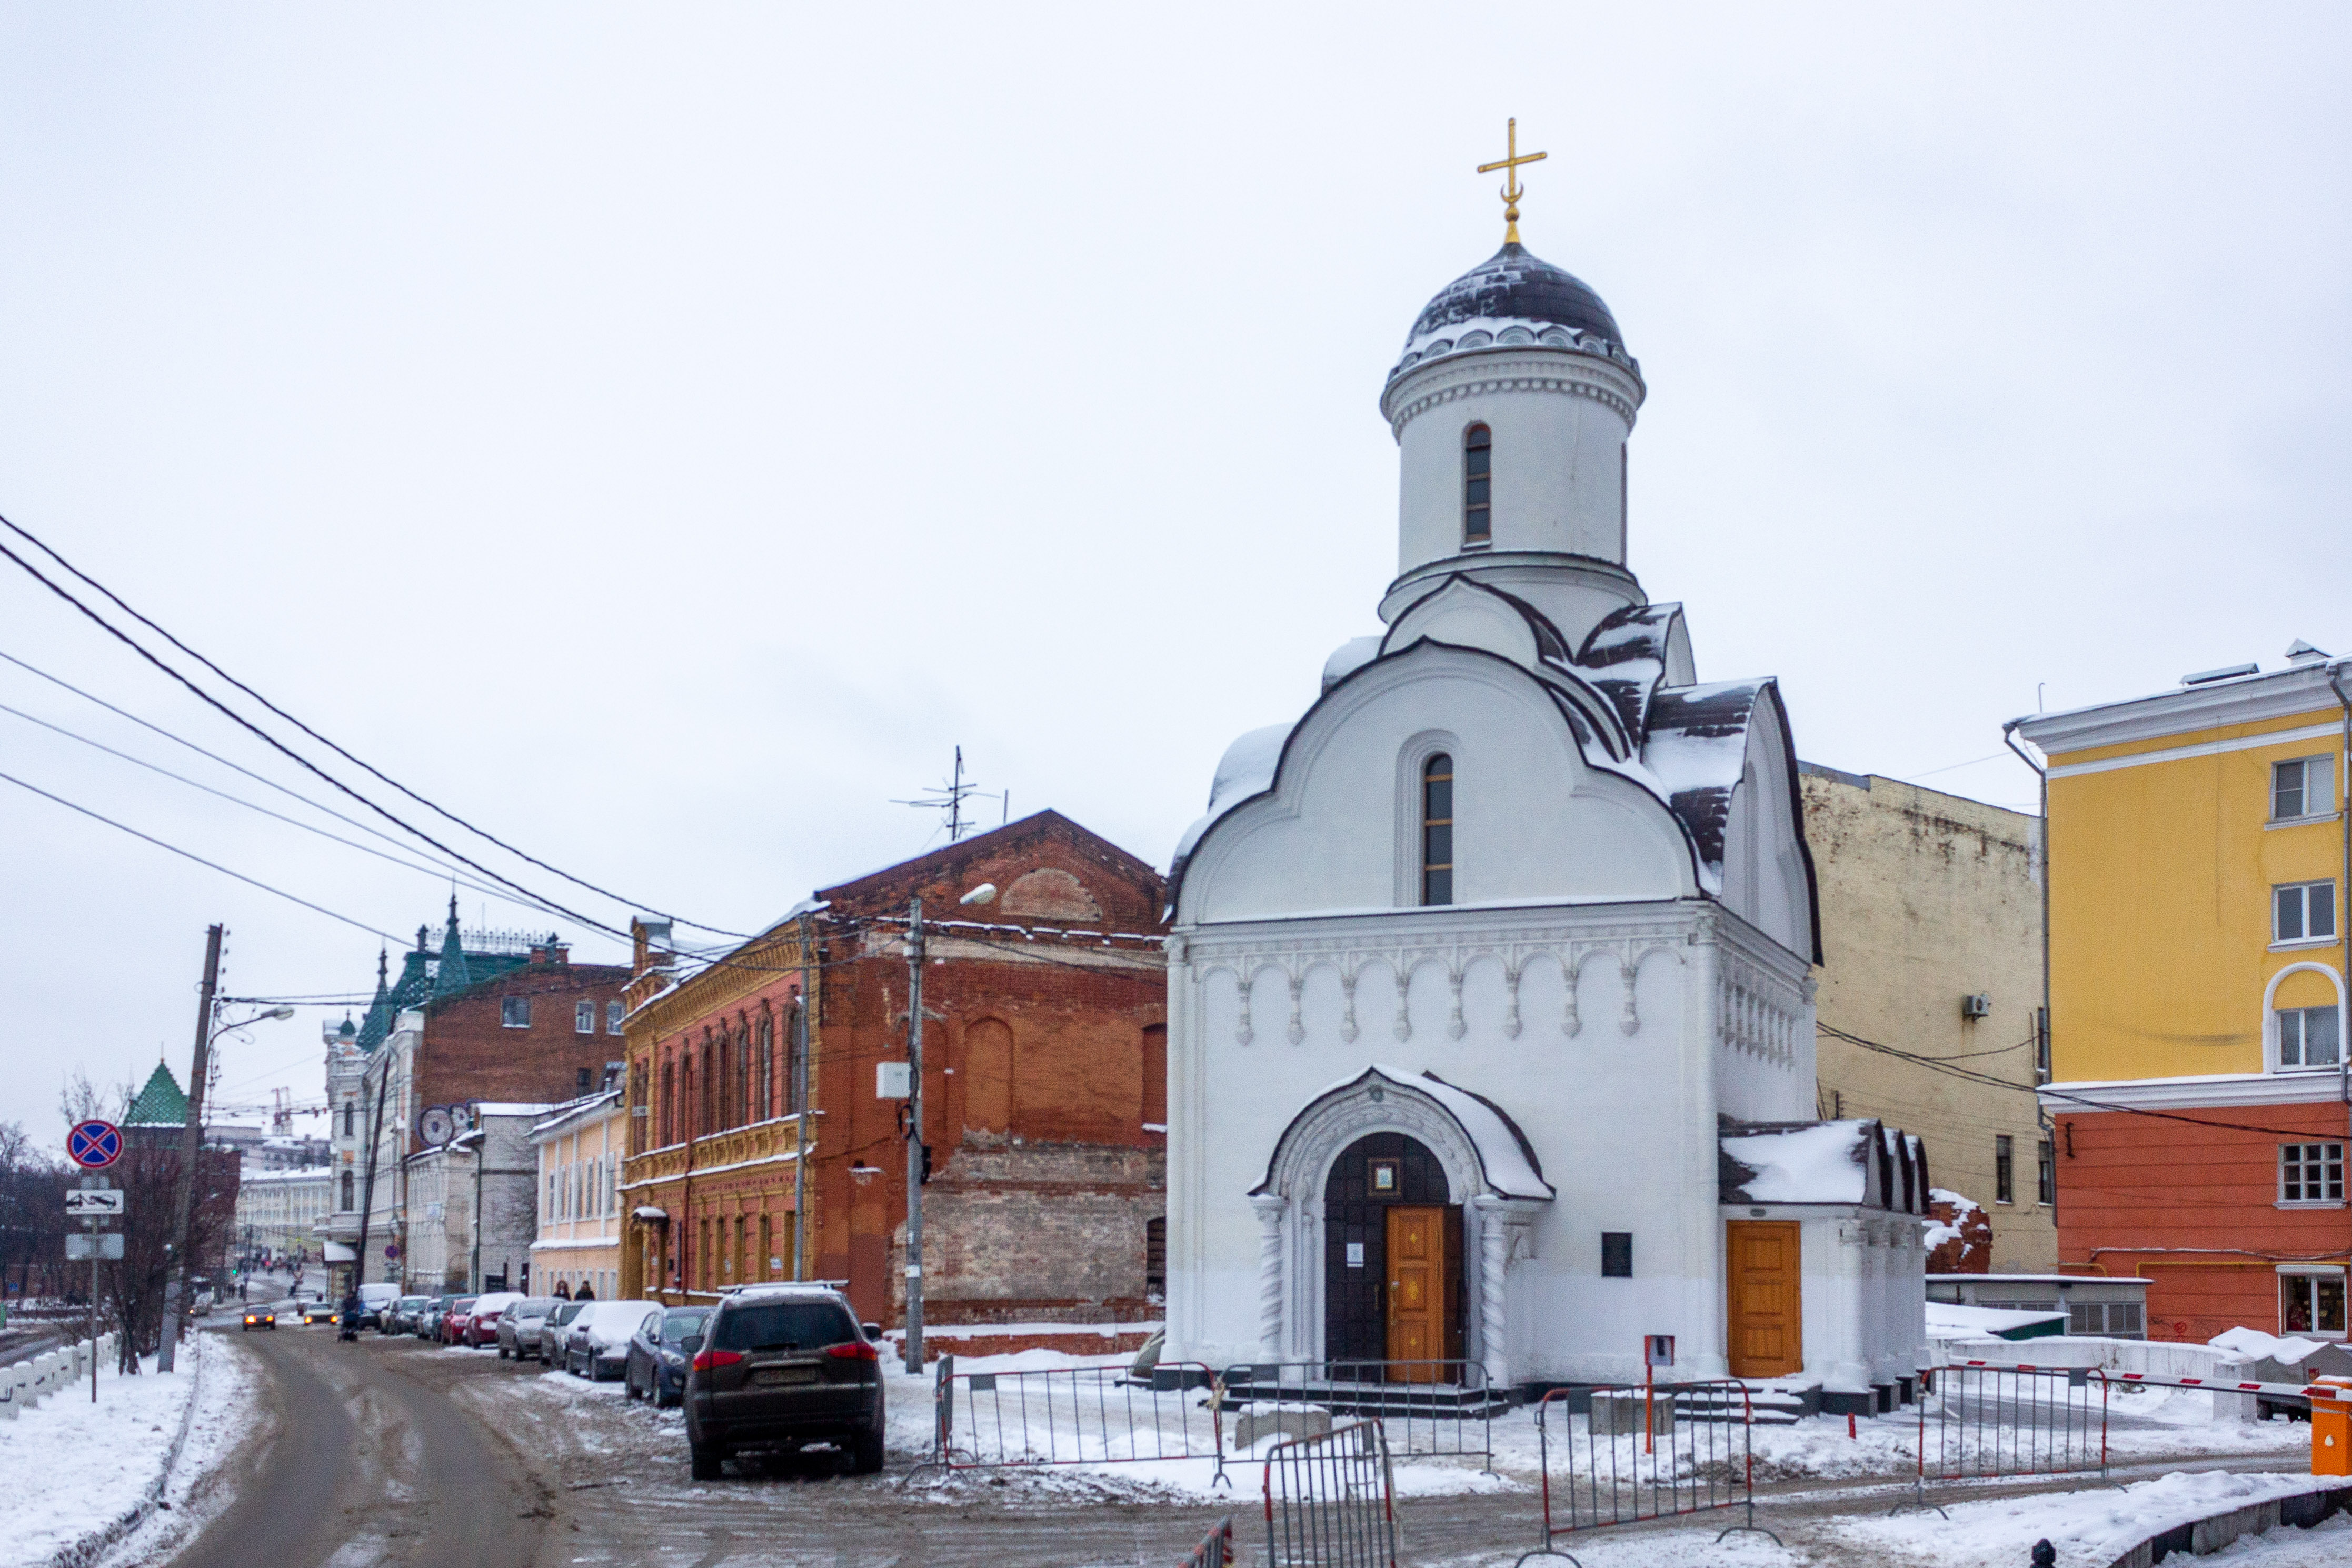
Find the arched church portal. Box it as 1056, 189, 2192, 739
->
1323, 1133, 1464, 1372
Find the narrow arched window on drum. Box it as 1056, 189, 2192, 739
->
1422, 755, 1454, 906
1462, 424, 1491, 544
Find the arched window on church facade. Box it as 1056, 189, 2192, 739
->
1462, 423, 1491, 545
1422, 754, 1454, 906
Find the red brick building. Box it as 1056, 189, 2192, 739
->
620, 811, 1168, 1332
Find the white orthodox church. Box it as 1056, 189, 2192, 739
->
1162, 189, 1932, 1409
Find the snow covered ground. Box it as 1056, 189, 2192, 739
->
1827, 1469, 2350, 1567
0, 1330, 256, 1568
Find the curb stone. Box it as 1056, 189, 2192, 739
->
2102, 1480, 2352, 1567
43, 1335, 210, 1568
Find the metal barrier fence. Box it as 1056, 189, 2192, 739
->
1182, 1514, 1235, 1568
917, 1355, 1233, 1482
1907, 1362, 2108, 1513
1263, 1420, 1396, 1568
1221, 1360, 1499, 1466
1517, 1381, 1778, 1565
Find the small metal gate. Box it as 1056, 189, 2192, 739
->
1263, 1420, 1397, 1568
1517, 1381, 1777, 1565
1905, 1361, 2109, 1515
915, 1355, 1231, 1482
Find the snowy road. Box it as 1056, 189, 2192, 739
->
153, 1328, 2333, 1567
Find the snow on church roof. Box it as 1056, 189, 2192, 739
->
1167, 582, 1811, 940
1719, 1118, 1929, 1214
1254, 1065, 1554, 1202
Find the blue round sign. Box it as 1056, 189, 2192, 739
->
67, 1120, 123, 1170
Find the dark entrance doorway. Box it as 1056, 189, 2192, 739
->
1323, 1133, 1463, 1369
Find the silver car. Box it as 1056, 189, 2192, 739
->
533, 1299, 590, 1362
497, 1296, 560, 1360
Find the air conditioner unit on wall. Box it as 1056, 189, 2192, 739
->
1961, 994, 1992, 1019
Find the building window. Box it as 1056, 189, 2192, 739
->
340, 1170, 354, 1210
501, 996, 531, 1029
342, 1101, 355, 1137
2281, 1142, 2346, 1204
757, 1019, 773, 1122
607, 1000, 624, 1034
1462, 424, 1492, 545
2275, 881, 2337, 943
1421, 754, 1454, 906
1145, 1216, 1167, 1298
2282, 1271, 2348, 1336
2275, 757, 2332, 821
1601, 1232, 1634, 1278
1995, 1135, 2015, 1204
575, 1001, 595, 1034
2034, 1008, 2050, 1085
2279, 1005, 2343, 1069
2037, 1138, 2055, 1206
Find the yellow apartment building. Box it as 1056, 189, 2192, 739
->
2015, 644, 2352, 1342
530, 1088, 627, 1300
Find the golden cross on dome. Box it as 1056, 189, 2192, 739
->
1477, 117, 1547, 245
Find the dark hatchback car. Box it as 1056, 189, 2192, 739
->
685, 1286, 883, 1479
625, 1305, 712, 1407
416, 1294, 457, 1340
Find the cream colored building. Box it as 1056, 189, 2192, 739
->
235, 1165, 334, 1259
1801, 764, 2055, 1273
531, 1089, 625, 1301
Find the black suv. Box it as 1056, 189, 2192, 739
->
685, 1285, 884, 1479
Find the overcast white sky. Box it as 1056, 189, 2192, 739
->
3, 5, 2347, 1148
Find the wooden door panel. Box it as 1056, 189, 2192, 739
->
1726, 1221, 1802, 1379
1386, 1207, 1442, 1379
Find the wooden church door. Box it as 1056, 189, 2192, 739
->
1384, 1205, 1453, 1379
1726, 1221, 1803, 1377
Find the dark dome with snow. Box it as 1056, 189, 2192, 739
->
1390, 242, 1631, 382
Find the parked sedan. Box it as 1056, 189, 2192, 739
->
438, 1296, 480, 1345
562, 1300, 663, 1380
462, 1291, 524, 1348
386, 1295, 432, 1335
241, 1307, 277, 1331
496, 1297, 560, 1360
624, 1305, 713, 1406
532, 1299, 589, 1362
416, 1295, 457, 1340
685, 1284, 884, 1479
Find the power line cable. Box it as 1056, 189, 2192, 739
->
0, 696, 583, 923
0, 511, 746, 937
1818, 1020, 2340, 1139
0, 644, 503, 884
0, 531, 646, 944
0, 767, 397, 941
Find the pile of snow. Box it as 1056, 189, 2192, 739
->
1922, 1186, 1983, 1253
2210, 1326, 2331, 1366
0, 1339, 211, 1564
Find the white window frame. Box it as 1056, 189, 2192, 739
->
2273, 880, 2337, 946
575, 1001, 595, 1035
2279, 1141, 2346, 1206
2277, 1004, 2343, 1071
607, 1000, 624, 1035
501, 996, 531, 1030
2272, 756, 2336, 823
2279, 1264, 2349, 1339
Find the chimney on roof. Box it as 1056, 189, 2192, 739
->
530, 933, 570, 966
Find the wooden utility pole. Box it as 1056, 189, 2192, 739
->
158, 924, 222, 1374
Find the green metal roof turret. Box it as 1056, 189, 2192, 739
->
357, 947, 394, 1048
432, 896, 472, 997
125, 1061, 189, 1127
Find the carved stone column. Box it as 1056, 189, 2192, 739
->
1251, 1193, 1288, 1361
1467, 1196, 1542, 1390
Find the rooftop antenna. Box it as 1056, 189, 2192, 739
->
893, 746, 1002, 842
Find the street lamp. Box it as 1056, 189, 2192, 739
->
159, 995, 295, 1371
